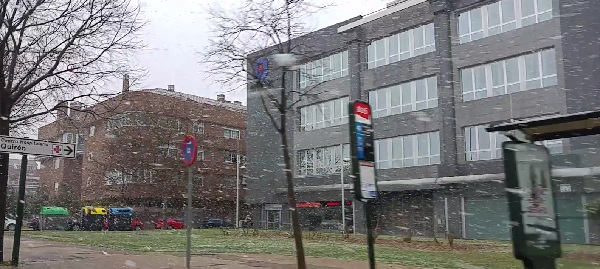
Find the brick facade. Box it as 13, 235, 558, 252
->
37, 86, 247, 222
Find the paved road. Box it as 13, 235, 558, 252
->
0, 238, 414, 269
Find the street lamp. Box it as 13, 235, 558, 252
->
341, 155, 350, 234
236, 154, 246, 228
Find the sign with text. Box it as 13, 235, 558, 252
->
349, 100, 378, 201
503, 141, 561, 260
0, 136, 76, 158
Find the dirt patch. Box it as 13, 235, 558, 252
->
566, 252, 600, 263
218, 253, 421, 269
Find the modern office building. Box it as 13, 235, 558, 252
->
246, 0, 600, 244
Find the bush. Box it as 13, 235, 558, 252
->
587, 201, 600, 220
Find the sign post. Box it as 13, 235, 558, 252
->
348, 100, 377, 269
0, 135, 76, 266
502, 141, 561, 269
181, 136, 198, 269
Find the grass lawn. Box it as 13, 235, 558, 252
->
23, 229, 600, 269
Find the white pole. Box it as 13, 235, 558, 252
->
340, 144, 345, 233
236, 154, 240, 228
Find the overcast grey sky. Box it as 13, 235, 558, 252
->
133, 0, 387, 104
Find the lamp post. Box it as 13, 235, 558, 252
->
341, 154, 350, 234
235, 154, 246, 228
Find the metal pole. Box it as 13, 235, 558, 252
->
12, 154, 28, 266
365, 201, 376, 269
340, 148, 345, 233
352, 201, 356, 235
186, 166, 193, 269
236, 154, 240, 228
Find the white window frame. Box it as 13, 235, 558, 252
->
296, 144, 350, 176
194, 122, 205, 134
367, 23, 436, 69
299, 97, 349, 132
299, 51, 349, 88
464, 125, 508, 161
89, 126, 95, 137
461, 48, 557, 101
458, 0, 553, 44
224, 151, 237, 163
369, 76, 438, 118
224, 128, 241, 139
375, 131, 441, 169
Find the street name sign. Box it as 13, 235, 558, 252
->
0, 135, 76, 158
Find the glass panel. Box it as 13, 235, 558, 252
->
392, 137, 403, 159
429, 132, 440, 157
487, 2, 501, 29
537, 0, 552, 12
390, 86, 401, 107
417, 133, 429, 157
403, 136, 414, 166
477, 126, 490, 150
521, 0, 536, 17
399, 32, 410, 59
469, 127, 478, 152
323, 102, 331, 127
377, 89, 387, 111
369, 91, 377, 110
413, 27, 424, 49
541, 49, 557, 77
505, 58, 520, 84
427, 76, 437, 100
334, 99, 342, 120
415, 79, 427, 102
491, 62, 505, 87
375, 39, 386, 61
501, 0, 516, 22
341, 51, 349, 74
470, 9, 483, 33
388, 35, 399, 57
425, 23, 435, 47
474, 66, 486, 90
401, 84, 411, 105
367, 44, 375, 68
458, 13, 470, 37
525, 53, 540, 80
461, 68, 473, 93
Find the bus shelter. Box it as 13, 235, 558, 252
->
486, 111, 600, 269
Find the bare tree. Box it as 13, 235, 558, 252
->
0, 0, 144, 259
202, 0, 333, 268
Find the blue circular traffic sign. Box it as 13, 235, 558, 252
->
181, 136, 197, 166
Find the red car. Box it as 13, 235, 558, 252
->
155, 218, 185, 229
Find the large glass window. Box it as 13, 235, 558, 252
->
296, 144, 350, 176
459, 0, 553, 43
299, 97, 349, 131
461, 48, 557, 101
367, 23, 436, 69
369, 76, 438, 118
375, 131, 441, 169
299, 51, 349, 88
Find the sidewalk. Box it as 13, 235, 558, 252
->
1, 238, 414, 269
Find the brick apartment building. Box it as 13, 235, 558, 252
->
37, 77, 247, 222
8, 158, 40, 193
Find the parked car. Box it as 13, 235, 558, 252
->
28, 218, 39, 231
202, 218, 234, 229
155, 218, 185, 229
4, 217, 16, 231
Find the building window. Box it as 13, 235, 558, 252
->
461, 48, 557, 101
369, 76, 438, 118
375, 131, 441, 169
459, 0, 553, 44
539, 139, 563, 154
104, 170, 133, 185
464, 125, 509, 161
194, 174, 204, 187
299, 51, 349, 88
296, 144, 350, 176
89, 126, 95, 137
224, 151, 237, 163
62, 133, 75, 144
224, 128, 240, 139
300, 97, 349, 131
158, 144, 179, 158
54, 159, 60, 169
193, 122, 204, 134
367, 23, 435, 69
54, 182, 59, 191
197, 150, 205, 161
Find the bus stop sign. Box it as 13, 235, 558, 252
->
349, 100, 378, 201
502, 141, 561, 262
181, 136, 197, 166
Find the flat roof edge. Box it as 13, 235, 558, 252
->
337, 0, 428, 33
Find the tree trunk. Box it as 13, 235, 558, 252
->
279, 71, 306, 269
0, 115, 10, 262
